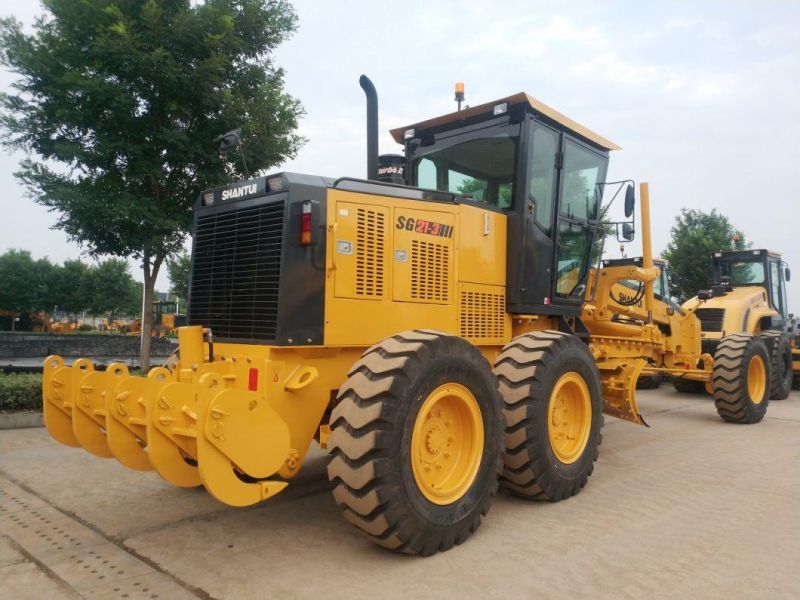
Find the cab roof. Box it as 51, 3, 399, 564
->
390, 92, 620, 151
713, 249, 782, 260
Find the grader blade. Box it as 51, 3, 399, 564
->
43, 355, 80, 448
599, 359, 649, 426
145, 368, 202, 488
70, 359, 114, 458
106, 369, 153, 471
196, 373, 291, 506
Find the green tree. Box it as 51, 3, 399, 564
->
49, 259, 92, 318
166, 251, 190, 306
0, 249, 49, 330
86, 258, 139, 317
1, 0, 303, 367
121, 279, 144, 318
662, 209, 748, 302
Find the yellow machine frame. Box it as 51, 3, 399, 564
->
42, 182, 714, 507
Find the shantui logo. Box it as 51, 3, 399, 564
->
221, 183, 258, 201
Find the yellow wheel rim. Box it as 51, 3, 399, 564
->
747, 354, 767, 404
547, 372, 592, 464
411, 383, 484, 505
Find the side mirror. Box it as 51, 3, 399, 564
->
620, 222, 635, 242
785, 268, 791, 282
624, 185, 635, 218
217, 128, 242, 153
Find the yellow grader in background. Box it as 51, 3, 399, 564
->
120, 299, 187, 337
598, 256, 677, 389
676, 250, 797, 398
42, 77, 772, 555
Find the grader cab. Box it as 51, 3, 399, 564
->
42, 77, 772, 555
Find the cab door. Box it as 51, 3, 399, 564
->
520, 122, 560, 306
550, 137, 608, 309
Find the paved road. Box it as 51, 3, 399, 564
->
1, 387, 798, 600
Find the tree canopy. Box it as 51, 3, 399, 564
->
0, 249, 50, 316
662, 208, 749, 301
166, 250, 190, 306
0, 249, 142, 327
0, 0, 303, 365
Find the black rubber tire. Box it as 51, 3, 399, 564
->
758, 331, 793, 400
672, 377, 707, 395
493, 331, 603, 501
637, 374, 663, 390
327, 330, 503, 555
712, 333, 770, 424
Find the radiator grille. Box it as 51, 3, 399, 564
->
355, 208, 385, 297
411, 240, 450, 302
460, 290, 506, 340
695, 308, 725, 332
189, 200, 284, 341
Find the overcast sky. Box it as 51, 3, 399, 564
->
1, 0, 798, 308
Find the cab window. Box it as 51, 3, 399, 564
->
721, 261, 765, 285
529, 125, 558, 234
555, 222, 592, 295
769, 260, 783, 313
561, 140, 604, 220
412, 134, 517, 210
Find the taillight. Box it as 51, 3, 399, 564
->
300, 200, 312, 245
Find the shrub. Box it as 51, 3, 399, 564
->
77, 324, 94, 332
0, 372, 42, 412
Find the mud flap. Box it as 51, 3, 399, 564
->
146, 368, 202, 488
43, 355, 80, 448
196, 373, 290, 506
599, 359, 649, 426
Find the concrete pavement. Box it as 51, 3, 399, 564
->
2, 386, 799, 600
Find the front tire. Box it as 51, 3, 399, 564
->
759, 331, 793, 400
713, 333, 770, 423
493, 331, 603, 501
327, 330, 503, 555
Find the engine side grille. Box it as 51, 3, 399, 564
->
411, 240, 450, 303
460, 289, 506, 341
355, 208, 385, 297
695, 308, 725, 332
189, 200, 285, 341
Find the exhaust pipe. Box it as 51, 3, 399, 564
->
359, 75, 379, 181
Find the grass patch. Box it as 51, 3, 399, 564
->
0, 372, 43, 412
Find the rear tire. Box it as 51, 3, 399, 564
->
493, 331, 603, 501
327, 330, 503, 555
672, 378, 707, 394
712, 333, 770, 424
637, 374, 663, 390
758, 331, 793, 400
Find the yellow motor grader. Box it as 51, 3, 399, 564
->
676, 250, 797, 399
42, 77, 771, 555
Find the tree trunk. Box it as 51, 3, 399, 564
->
139, 253, 163, 372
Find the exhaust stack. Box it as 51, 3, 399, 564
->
359, 75, 379, 181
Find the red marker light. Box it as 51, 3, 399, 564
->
248, 368, 258, 391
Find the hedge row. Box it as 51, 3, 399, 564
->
0, 373, 43, 412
